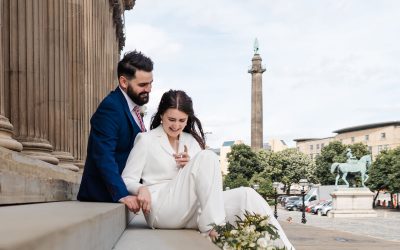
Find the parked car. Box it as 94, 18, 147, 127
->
281, 196, 299, 207
284, 197, 302, 210
318, 201, 333, 216
277, 195, 288, 203
311, 200, 331, 214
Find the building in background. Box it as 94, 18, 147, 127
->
264, 138, 288, 152
220, 140, 243, 175
295, 121, 400, 160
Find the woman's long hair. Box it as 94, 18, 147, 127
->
150, 90, 206, 149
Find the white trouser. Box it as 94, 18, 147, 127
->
148, 150, 226, 233
224, 187, 295, 250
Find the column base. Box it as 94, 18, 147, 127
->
0, 116, 23, 151
19, 138, 59, 165
53, 151, 79, 172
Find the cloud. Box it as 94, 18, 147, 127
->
124, 1, 400, 148
124, 23, 182, 62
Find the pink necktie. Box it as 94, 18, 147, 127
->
133, 106, 146, 132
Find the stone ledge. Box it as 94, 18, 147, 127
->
329, 209, 377, 218
0, 201, 128, 250
0, 146, 81, 204
114, 213, 220, 250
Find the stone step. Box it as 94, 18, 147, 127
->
0, 201, 128, 250
113, 213, 220, 250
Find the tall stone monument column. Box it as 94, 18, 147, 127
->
7, 0, 58, 164
0, 0, 23, 152
248, 39, 266, 150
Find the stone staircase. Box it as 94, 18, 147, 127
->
0, 202, 219, 250
0, 147, 219, 250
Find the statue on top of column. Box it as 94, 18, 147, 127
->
253, 38, 259, 54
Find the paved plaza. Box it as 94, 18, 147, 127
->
277, 207, 400, 249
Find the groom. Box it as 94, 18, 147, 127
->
77, 51, 153, 212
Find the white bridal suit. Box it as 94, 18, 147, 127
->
122, 125, 294, 249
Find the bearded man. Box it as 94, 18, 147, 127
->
77, 51, 153, 213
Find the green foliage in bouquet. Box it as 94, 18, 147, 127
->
211, 211, 287, 250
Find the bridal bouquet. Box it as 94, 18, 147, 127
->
211, 211, 287, 250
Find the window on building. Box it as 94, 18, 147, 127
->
310, 145, 313, 150
351, 137, 355, 143
316, 144, 320, 150
378, 145, 383, 153
368, 146, 372, 153
321, 143, 325, 148
310, 154, 313, 160
381, 132, 386, 139
384, 144, 389, 150
365, 135, 369, 141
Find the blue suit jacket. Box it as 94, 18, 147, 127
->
77, 87, 142, 202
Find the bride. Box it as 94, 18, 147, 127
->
121, 90, 294, 249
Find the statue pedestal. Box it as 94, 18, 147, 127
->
329, 188, 377, 218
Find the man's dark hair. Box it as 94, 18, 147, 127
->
117, 50, 153, 79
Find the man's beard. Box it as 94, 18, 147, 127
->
127, 85, 149, 106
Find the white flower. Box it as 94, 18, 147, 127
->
260, 219, 268, 226
257, 238, 268, 248
249, 225, 256, 232
266, 246, 276, 250
230, 229, 238, 235
139, 105, 147, 117
223, 242, 233, 250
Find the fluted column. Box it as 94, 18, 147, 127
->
0, 0, 22, 151
8, 0, 58, 164
48, 0, 78, 171
0, 0, 23, 152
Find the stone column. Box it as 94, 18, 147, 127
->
68, 0, 85, 169
248, 53, 266, 150
48, 0, 78, 171
0, 0, 23, 152
7, 0, 58, 164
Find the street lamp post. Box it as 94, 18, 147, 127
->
273, 182, 279, 219
299, 178, 308, 224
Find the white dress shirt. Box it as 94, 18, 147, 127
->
119, 86, 143, 129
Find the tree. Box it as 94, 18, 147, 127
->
226, 144, 263, 180
315, 141, 369, 186
388, 147, 400, 194
265, 148, 316, 194
223, 174, 249, 190
369, 146, 400, 207
368, 149, 393, 206
249, 170, 274, 198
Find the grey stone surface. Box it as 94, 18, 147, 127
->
281, 220, 400, 250
0, 146, 81, 204
113, 213, 220, 250
0, 201, 127, 250
278, 207, 400, 243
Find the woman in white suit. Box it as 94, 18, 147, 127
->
122, 90, 294, 249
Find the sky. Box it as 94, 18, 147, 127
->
122, 0, 400, 149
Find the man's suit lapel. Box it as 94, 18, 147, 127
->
115, 87, 142, 134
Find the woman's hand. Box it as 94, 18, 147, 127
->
174, 145, 190, 168
137, 186, 152, 215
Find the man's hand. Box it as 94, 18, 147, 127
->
138, 186, 152, 215
120, 195, 140, 213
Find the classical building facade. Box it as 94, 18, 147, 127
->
295, 121, 400, 160
0, 0, 134, 170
